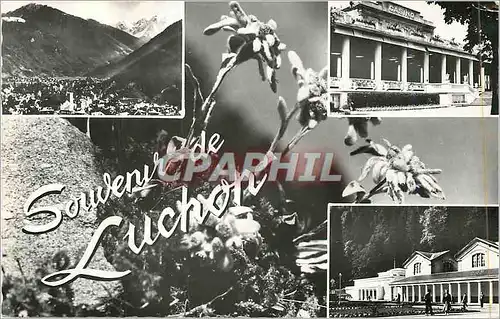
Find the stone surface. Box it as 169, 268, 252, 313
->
1, 116, 120, 306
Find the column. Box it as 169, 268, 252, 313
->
433, 284, 437, 302
374, 42, 382, 83
440, 284, 444, 302
467, 282, 471, 304
418, 285, 422, 302
412, 286, 416, 302
448, 283, 452, 302
423, 52, 430, 83
336, 57, 342, 78
489, 281, 494, 304
455, 57, 461, 84
480, 67, 485, 92
468, 60, 474, 86
401, 47, 408, 85
341, 36, 350, 80
478, 281, 482, 303
441, 54, 447, 83
458, 283, 461, 303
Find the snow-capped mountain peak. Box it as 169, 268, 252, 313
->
115, 15, 170, 40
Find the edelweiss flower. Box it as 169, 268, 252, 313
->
180, 203, 262, 271
343, 138, 444, 203
203, 1, 286, 93
288, 51, 328, 129
344, 117, 382, 146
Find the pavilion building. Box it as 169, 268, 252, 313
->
390, 237, 499, 305
330, 1, 491, 110
344, 238, 499, 305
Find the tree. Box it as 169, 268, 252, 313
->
430, 2, 499, 115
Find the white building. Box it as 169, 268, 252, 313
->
330, 1, 492, 110
391, 238, 499, 304
344, 238, 499, 304
345, 268, 406, 301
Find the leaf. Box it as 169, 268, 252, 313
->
358, 157, 383, 181
342, 181, 366, 198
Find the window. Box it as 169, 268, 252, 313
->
472, 253, 486, 268
414, 262, 422, 275
443, 261, 454, 272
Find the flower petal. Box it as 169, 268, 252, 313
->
229, 1, 250, 26
265, 34, 276, 47
234, 219, 261, 234
342, 181, 366, 198
277, 96, 288, 122
276, 54, 282, 69
203, 17, 240, 36
267, 19, 277, 30
261, 40, 272, 61
344, 124, 358, 146
308, 119, 318, 129
222, 26, 237, 33
252, 38, 262, 53
288, 51, 305, 80
318, 66, 329, 81
358, 156, 383, 181
297, 86, 310, 103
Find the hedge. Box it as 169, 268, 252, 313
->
347, 92, 439, 109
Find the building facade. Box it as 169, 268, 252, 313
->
330, 1, 491, 110
390, 238, 499, 304
345, 268, 406, 301
344, 238, 499, 304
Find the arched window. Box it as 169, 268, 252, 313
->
414, 262, 422, 275
472, 253, 485, 268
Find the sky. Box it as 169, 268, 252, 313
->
0, 1, 183, 25
330, 1, 469, 44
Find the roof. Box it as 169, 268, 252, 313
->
390, 268, 498, 285
455, 237, 499, 260
402, 250, 449, 267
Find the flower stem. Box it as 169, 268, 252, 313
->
185, 56, 238, 147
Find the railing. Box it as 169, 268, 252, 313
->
351, 78, 377, 90
330, 77, 341, 88
329, 79, 479, 99
382, 80, 403, 91
331, 9, 465, 52
407, 82, 425, 91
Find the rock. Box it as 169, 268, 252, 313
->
1, 116, 120, 306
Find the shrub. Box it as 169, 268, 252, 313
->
347, 92, 439, 109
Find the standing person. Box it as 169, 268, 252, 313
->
443, 290, 452, 315
480, 292, 484, 308
397, 293, 401, 304
461, 293, 468, 311
425, 289, 434, 316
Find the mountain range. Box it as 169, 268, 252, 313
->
90, 20, 182, 103
1, 3, 141, 77
1, 3, 182, 102
115, 15, 171, 42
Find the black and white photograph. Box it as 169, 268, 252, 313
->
0, 114, 328, 317
328, 205, 499, 318
1, 1, 184, 116
0, 1, 498, 318
329, 1, 499, 116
